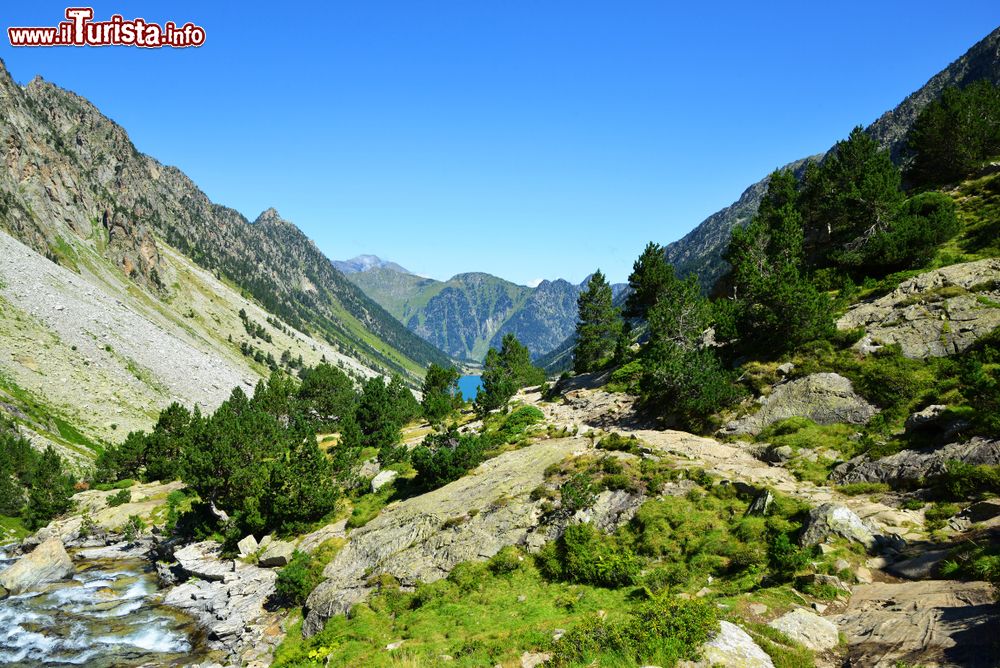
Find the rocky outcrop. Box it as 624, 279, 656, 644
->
165, 559, 280, 665
722, 373, 878, 436
835, 580, 1000, 667
799, 503, 901, 552
303, 437, 641, 636
767, 608, 839, 652
830, 437, 1000, 487
838, 259, 1000, 359
0, 537, 72, 594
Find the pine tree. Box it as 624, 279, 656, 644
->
474, 334, 545, 415
574, 270, 623, 374
422, 363, 462, 424
800, 127, 904, 266
624, 242, 672, 319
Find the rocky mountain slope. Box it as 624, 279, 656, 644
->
664, 25, 1000, 289
346, 262, 618, 361
0, 61, 449, 383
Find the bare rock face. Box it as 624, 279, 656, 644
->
831, 437, 1000, 487
165, 560, 279, 665
722, 373, 878, 436
0, 537, 72, 594
767, 608, 839, 652
838, 259, 1000, 359
835, 580, 1000, 667
303, 437, 641, 637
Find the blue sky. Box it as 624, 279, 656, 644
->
2, 3, 998, 285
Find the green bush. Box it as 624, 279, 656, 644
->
107, 488, 131, 507
275, 550, 323, 606
487, 546, 523, 575
540, 523, 640, 588
411, 428, 487, 490
560, 473, 596, 512
767, 533, 809, 582
597, 432, 642, 454
551, 596, 718, 667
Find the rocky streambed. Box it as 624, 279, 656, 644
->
0, 548, 208, 667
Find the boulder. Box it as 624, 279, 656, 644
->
722, 373, 878, 436
887, 549, 951, 580
768, 608, 839, 651
799, 503, 899, 551
371, 469, 398, 493
297, 519, 347, 554
0, 537, 72, 594
958, 499, 1000, 524
174, 541, 235, 581
831, 437, 1000, 487
684, 620, 775, 668
259, 539, 296, 568
237, 534, 259, 558
904, 404, 949, 432
837, 258, 1000, 359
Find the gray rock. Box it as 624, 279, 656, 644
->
800, 503, 898, 551
904, 404, 949, 432
958, 499, 1000, 523
768, 608, 839, 651
745, 490, 774, 516
259, 540, 295, 568
165, 562, 279, 664
520, 651, 551, 668
838, 259, 1000, 359
835, 580, 1000, 667
297, 519, 347, 554
688, 620, 775, 668
304, 437, 629, 637
237, 534, 258, 558
887, 549, 951, 580
174, 541, 235, 582
371, 469, 398, 493
777, 362, 795, 376
722, 373, 878, 436
831, 437, 1000, 487
0, 537, 73, 594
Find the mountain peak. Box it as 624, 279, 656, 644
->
333, 255, 411, 275
253, 207, 285, 226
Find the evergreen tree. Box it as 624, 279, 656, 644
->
143, 402, 191, 482
22, 446, 74, 530
574, 270, 623, 373
297, 363, 357, 430
725, 169, 833, 354
356, 377, 405, 461
800, 127, 904, 266
421, 363, 462, 424
908, 81, 1000, 186
475, 334, 546, 415
624, 242, 672, 319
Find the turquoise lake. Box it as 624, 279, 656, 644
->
458, 375, 483, 401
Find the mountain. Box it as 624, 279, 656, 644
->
332, 254, 411, 275
347, 266, 624, 362
665, 25, 1000, 289
0, 62, 448, 379
0, 60, 451, 463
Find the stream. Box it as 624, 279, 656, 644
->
0, 550, 207, 667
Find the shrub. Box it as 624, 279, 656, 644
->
549, 523, 641, 588
837, 482, 890, 496
487, 546, 523, 575
560, 473, 596, 512
121, 515, 146, 542
597, 432, 642, 454
551, 596, 718, 667
275, 550, 322, 606
767, 533, 809, 582
411, 429, 487, 490
107, 488, 132, 507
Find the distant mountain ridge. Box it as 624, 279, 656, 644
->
333, 254, 411, 275
665, 25, 1000, 289
0, 62, 450, 385
344, 260, 626, 362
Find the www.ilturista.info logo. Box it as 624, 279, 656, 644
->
8, 8, 205, 48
